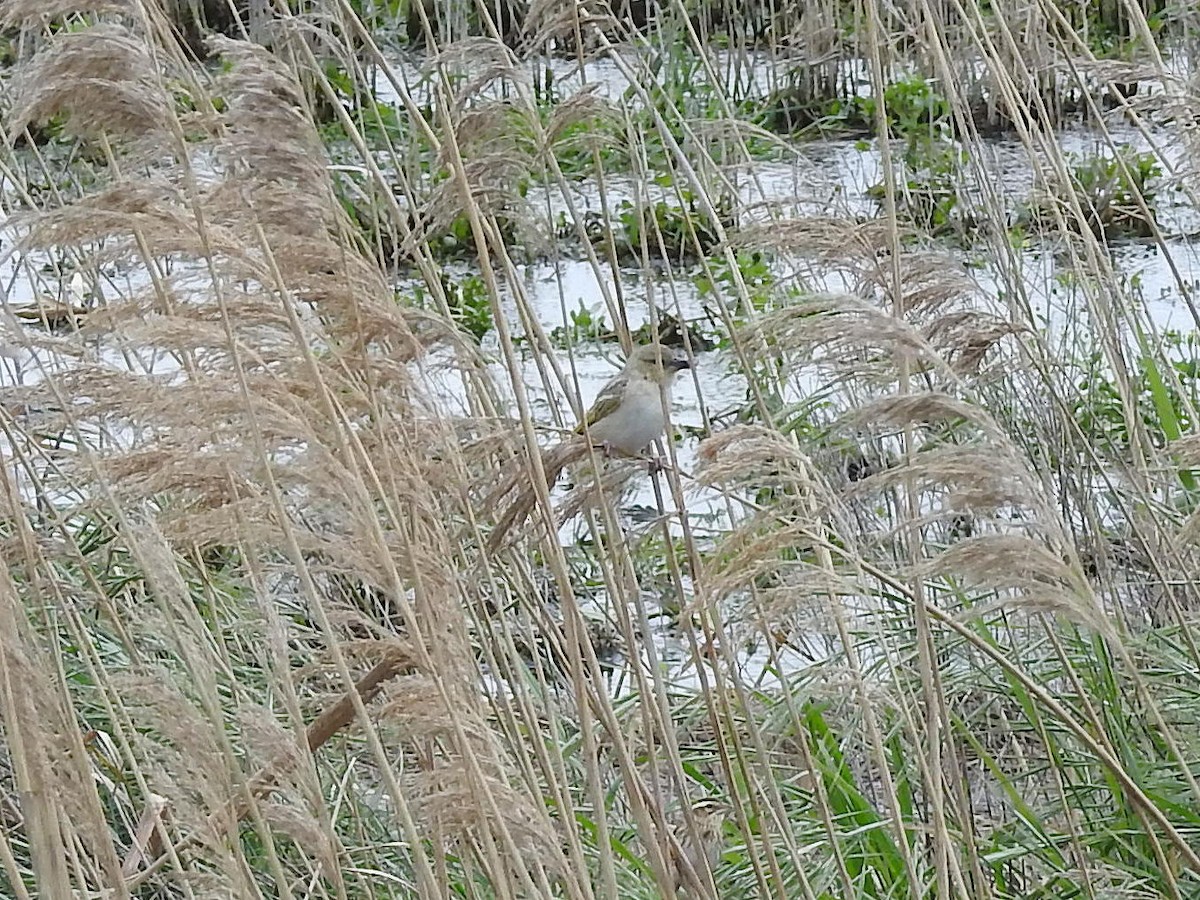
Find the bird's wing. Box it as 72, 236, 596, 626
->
575, 374, 625, 433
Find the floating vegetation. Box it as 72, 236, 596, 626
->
1023, 148, 1162, 239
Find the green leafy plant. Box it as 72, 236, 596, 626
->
317, 60, 412, 145
766, 73, 953, 139
695, 251, 773, 306
549, 299, 613, 347
1072, 328, 1200, 455
1071, 149, 1160, 238
880, 74, 953, 138
587, 186, 728, 264
695, 250, 781, 338
1026, 149, 1161, 239
446, 273, 494, 342
860, 76, 975, 238
408, 273, 495, 342
868, 140, 973, 239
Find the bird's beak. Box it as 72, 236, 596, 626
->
668, 357, 691, 371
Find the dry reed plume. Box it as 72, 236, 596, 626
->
0, 7, 564, 895
3, 0, 1200, 896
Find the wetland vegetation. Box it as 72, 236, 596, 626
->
1, 0, 1200, 896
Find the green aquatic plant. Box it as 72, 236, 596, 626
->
586, 187, 729, 264
868, 138, 974, 240
1025, 149, 1161, 239
548, 298, 613, 347
1069, 148, 1161, 238
764, 72, 953, 139
445, 273, 495, 342
1072, 327, 1200, 456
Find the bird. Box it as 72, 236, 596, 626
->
671, 795, 730, 897
574, 343, 692, 458
484, 348, 696, 554
484, 344, 692, 551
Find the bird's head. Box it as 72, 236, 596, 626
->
624, 344, 691, 383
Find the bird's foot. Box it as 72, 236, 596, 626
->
646, 456, 665, 476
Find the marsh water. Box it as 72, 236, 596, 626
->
3, 44, 1197, 689
362, 47, 1200, 686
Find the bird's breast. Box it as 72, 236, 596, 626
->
586, 378, 668, 455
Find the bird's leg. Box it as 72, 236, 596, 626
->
646, 455, 664, 476
599, 440, 615, 459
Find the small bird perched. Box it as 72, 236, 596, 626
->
485, 344, 692, 551
575, 343, 692, 457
